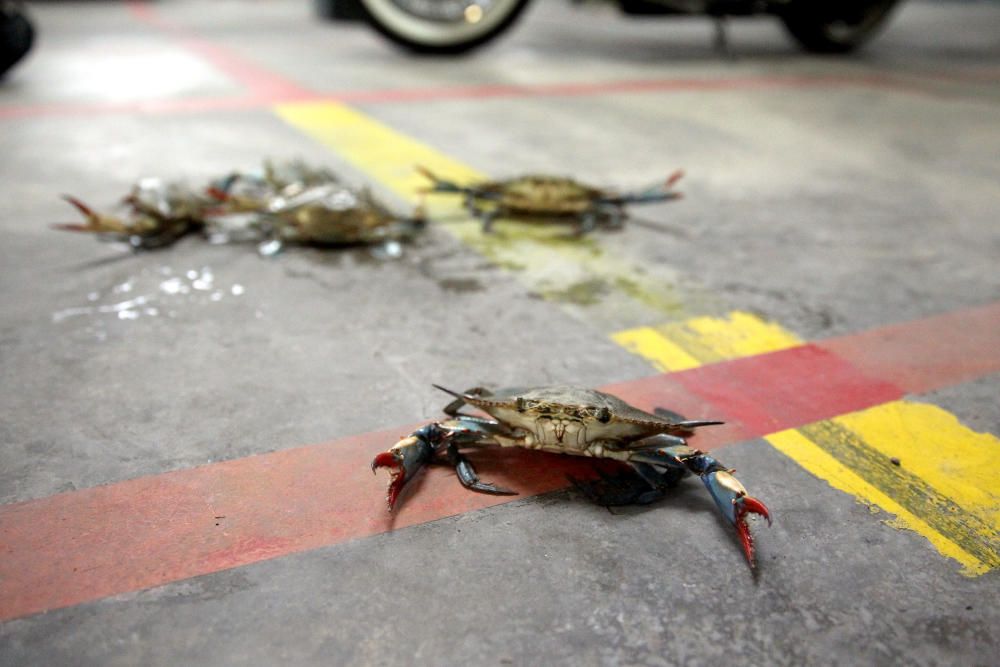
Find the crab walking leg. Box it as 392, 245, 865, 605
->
631, 444, 772, 567
440, 385, 493, 418
445, 442, 516, 496
576, 211, 599, 236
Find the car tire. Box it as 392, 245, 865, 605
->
780, 0, 900, 54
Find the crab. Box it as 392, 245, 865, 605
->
372, 385, 772, 569
52, 178, 209, 249
206, 158, 341, 214
209, 183, 426, 256
417, 166, 684, 234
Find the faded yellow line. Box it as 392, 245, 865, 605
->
766, 428, 992, 575
611, 326, 702, 372
613, 311, 998, 575
273, 101, 716, 329
611, 310, 801, 370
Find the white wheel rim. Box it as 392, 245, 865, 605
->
360, 0, 523, 46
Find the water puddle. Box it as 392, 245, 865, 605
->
52, 266, 247, 325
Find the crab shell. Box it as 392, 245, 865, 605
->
451, 385, 700, 454
271, 185, 415, 245
476, 176, 608, 216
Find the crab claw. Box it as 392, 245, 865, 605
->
371, 449, 407, 510
665, 169, 684, 189
51, 195, 98, 232
702, 470, 772, 568
62, 194, 96, 217
734, 495, 771, 567
371, 427, 437, 510
52, 195, 126, 234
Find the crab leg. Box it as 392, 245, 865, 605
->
571, 461, 686, 507
576, 211, 599, 236
477, 208, 500, 233
631, 443, 771, 568
446, 442, 516, 496
603, 170, 685, 206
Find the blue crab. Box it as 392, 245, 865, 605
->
53, 179, 208, 249
417, 166, 684, 234
206, 182, 426, 256
373, 385, 772, 569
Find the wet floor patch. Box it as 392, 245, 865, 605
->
51, 265, 250, 338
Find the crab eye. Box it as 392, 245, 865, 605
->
597, 407, 611, 423
516, 397, 527, 412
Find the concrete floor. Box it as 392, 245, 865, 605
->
1, 1, 999, 665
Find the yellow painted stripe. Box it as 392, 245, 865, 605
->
766, 428, 991, 575
661, 310, 802, 362
612, 311, 998, 575
835, 402, 999, 524
273, 101, 709, 327
610, 326, 702, 372
612, 310, 801, 369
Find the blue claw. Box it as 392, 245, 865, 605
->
372, 424, 439, 510
702, 470, 772, 567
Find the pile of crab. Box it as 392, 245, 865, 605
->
53, 160, 425, 257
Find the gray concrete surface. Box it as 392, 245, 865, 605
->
1, 1, 999, 665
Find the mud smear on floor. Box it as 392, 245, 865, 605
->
436, 277, 484, 293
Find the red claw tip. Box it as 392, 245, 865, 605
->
736, 520, 756, 568
740, 496, 772, 527
61, 195, 94, 216
734, 496, 771, 569
371, 451, 399, 471
371, 452, 406, 511
666, 169, 684, 188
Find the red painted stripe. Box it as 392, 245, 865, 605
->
0, 425, 609, 624
125, 0, 312, 100
1, 302, 998, 622
0, 74, 926, 122
612, 344, 903, 449
817, 301, 1000, 395
0, 94, 333, 121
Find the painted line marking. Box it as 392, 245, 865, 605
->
2, 303, 999, 622
125, 0, 313, 101
799, 408, 999, 572
612, 310, 801, 371
765, 427, 993, 576
819, 301, 1000, 395
611, 304, 1000, 574
0, 75, 947, 122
